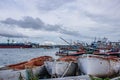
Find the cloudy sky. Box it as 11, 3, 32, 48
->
0, 0, 120, 44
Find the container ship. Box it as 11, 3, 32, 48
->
0, 43, 32, 48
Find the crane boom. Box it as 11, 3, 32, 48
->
59, 37, 71, 45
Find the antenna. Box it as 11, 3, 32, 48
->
94, 37, 96, 42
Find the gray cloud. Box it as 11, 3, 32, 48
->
83, 11, 120, 34
1, 0, 119, 41
36, 0, 74, 11
1, 17, 44, 29
0, 32, 27, 38
0, 16, 86, 37
84, 12, 120, 27
0, 0, 15, 8
76, 0, 120, 37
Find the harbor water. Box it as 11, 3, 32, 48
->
0, 48, 59, 66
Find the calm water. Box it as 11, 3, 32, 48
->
0, 48, 59, 66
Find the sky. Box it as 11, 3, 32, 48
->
0, 0, 120, 44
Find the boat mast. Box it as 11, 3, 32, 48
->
7, 38, 10, 44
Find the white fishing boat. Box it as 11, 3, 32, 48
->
0, 56, 52, 80
0, 65, 45, 80
44, 56, 77, 78
78, 54, 120, 77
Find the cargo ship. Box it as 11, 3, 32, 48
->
0, 39, 33, 48
0, 43, 32, 48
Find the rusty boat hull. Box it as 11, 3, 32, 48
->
44, 61, 77, 77
78, 54, 120, 77
0, 56, 52, 80
0, 65, 45, 80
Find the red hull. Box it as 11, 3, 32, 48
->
0, 45, 32, 48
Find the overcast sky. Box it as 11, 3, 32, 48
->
0, 0, 120, 44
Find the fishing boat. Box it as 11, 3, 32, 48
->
0, 56, 52, 80
77, 54, 120, 77
0, 65, 45, 80
44, 56, 77, 78
56, 48, 85, 56
93, 48, 120, 57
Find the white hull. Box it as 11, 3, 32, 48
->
44, 61, 76, 77
0, 65, 45, 80
78, 54, 120, 77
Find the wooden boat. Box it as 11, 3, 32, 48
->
0, 56, 52, 80
44, 56, 77, 77
77, 54, 120, 77
93, 48, 120, 57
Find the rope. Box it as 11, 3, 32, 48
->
61, 61, 72, 78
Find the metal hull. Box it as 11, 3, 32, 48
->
0, 56, 52, 80
0, 45, 32, 48
44, 61, 76, 77
0, 43, 32, 48
78, 54, 120, 77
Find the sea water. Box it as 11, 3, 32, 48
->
0, 48, 59, 66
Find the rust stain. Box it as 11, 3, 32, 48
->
57, 56, 78, 62
7, 56, 52, 70
79, 55, 120, 62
